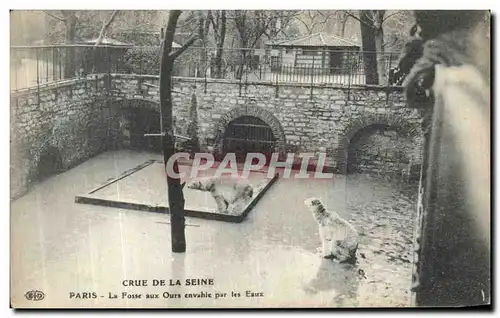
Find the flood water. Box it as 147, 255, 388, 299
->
10, 150, 418, 308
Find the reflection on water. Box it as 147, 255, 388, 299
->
11, 150, 419, 308
303, 259, 362, 307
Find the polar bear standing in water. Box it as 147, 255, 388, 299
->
304, 197, 359, 264
186, 176, 254, 215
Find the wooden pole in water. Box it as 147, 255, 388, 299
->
159, 10, 198, 253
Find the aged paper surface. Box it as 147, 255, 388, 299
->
10, 9, 491, 308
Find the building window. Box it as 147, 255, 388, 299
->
270, 56, 282, 71
302, 49, 317, 56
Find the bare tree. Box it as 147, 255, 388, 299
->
92, 10, 120, 73
349, 10, 410, 84
294, 10, 335, 35
195, 10, 212, 77
159, 10, 198, 253
265, 11, 300, 39
337, 11, 349, 38
382, 11, 415, 52
44, 10, 122, 77
372, 11, 386, 85
208, 10, 227, 78
58, 11, 77, 78
94, 10, 120, 46
353, 11, 380, 84
232, 10, 279, 79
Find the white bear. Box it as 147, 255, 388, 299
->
304, 197, 359, 264
186, 176, 254, 215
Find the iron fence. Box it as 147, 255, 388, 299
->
10, 44, 128, 91
10, 45, 402, 91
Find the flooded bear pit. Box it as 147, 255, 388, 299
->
10, 150, 418, 308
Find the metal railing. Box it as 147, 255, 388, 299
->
10, 44, 127, 91
10, 45, 402, 91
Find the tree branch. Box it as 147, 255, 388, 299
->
94, 10, 120, 47
268, 12, 300, 40
382, 38, 398, 48
162, 10, 182, 60
43, 10, 66, 22
295, 16, 313, 34
382, 10, 404, 23
346, 11, 374, 29
209, 11, 219, 38
169, 36, 198, 60
204, 11, 212, 38
249, 14, 276, 49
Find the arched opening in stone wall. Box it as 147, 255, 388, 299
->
35, 146, 63, 182
128, 108, 162, 153
336, 114, 422, 179
346, 124, 416, 176
222, 116, 276, 163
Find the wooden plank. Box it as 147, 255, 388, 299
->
238, 173, 279, 221
74, 195, 243, 222
88, 160, 156, 194
230, 123, 274, 129
75, 168, 280, 223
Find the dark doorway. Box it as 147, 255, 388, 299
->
128, 108, 162, 153
347, 124, 409, 175
36, 147, 63, 181
329, 49, 344, 75
222, 116, 276, 164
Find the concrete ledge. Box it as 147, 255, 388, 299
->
74, 160, 280, 223
111, 73, 405, 92
11, 74, 107, 97
11, 73, 405, 98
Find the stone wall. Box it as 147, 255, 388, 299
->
10, 76, 110, 199
11, 74, 423, 199
347, 126, 419, 175
111, 75, 423, 171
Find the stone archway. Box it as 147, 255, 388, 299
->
110, 99, 163, 152
35, 146, 63, 182
223, 116, 276, 163
213, 105, 286, 158
335, 114, 421, 174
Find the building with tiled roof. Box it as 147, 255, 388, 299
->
265, 32, 362, 74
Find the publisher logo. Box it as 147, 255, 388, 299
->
24, 290, 45, 301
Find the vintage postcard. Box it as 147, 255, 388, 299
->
9, 9, 491, 309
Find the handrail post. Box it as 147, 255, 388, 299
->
36, 48, 40, 106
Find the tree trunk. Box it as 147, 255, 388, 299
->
237, 50, 247, 80
359, 10, 379, 85
186, 92, 200, 156
375, 28, 385, 85
269, 15, 280, 39
160, 10, 186, 253
214, 10, 226, 78
373, 11, 386, 85
93, 10, 120, 74
339, 12, 348, 38
236, 36, 247, 80
234, 11, 248, 80
196, 11, 210, 77
62, 11, 76, 78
